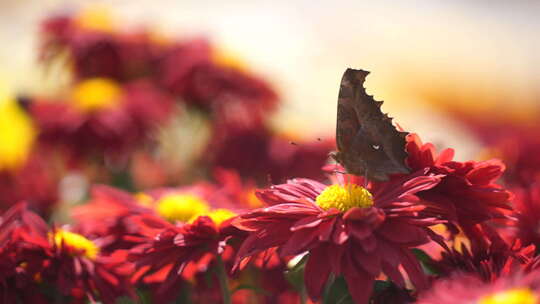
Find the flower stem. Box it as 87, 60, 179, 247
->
216, 254, 232, 304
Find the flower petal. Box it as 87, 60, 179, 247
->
291, 216, 323, 231
343, 250, 375, 304
304, 245, 332, 301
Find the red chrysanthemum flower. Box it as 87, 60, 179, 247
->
72, 173, 252, 251
0, 203, 131, 303
30, 79, 173, 161
232, 170, 443, 303
0, 150, 60, 217
160, 39, 277, 116
41, 227, 133, 303
405, 133, 512, 242
417, 270, 540, 304
0, 203, 51, 303
441, 107, 540, 187
428, 225, 535, 282
127, 213, 239, 300
510, 180, 540, 248
40, 14, 164, 81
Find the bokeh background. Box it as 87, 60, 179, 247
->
1, 2, 540, 303
1, 0, 539, 158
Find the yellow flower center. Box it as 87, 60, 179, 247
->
156, 194, 210, 223
135, 192, 154, 207
206, 209, 237, 226
0, 98, 36, 171
479, 288, 538, 304
52, 230, 99, 260
74, 5, 115, 32
315, 184, 373, 212
212, 48, 247, 71
71, 78, 123, 112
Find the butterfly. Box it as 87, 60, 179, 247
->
332, 68, 410, 181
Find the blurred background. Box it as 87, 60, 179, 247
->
1, 3, 539, 302
1, 0, 538, 161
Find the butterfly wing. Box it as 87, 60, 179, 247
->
335, 68, 410, 181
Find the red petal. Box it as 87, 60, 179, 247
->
346, 221, 374, 240
332, 217, 349, 244
399, 248, 428, 291
351, 242, 381, 276
343, 251, 375, 304
381, 260, 405, 288
291, 216, 323, 231
377, 220, 429, 245
318, 217, 337, 242
305, 245, 332, 301
465, 159, 505, 185
280, 227, 320, 256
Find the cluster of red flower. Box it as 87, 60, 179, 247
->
2, 9, 540, 304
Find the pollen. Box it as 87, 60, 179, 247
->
52, 230, 99, 260
0, 98, 36, 171
156, 194, 210, 223
479, 288, 538, 304
315, 184, 373, 212
206, 209, 237, 226
71, 78, 123, 112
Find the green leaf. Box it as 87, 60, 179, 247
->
411, 248, 440, 275
285, 254, 308, 292
322, 276, 354, 304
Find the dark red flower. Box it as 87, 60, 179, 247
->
42, 227, 133, 303
0, 150, 60, 217
429, 226, 535, 282
127, 215, 233, 297
406, 133, 512, 243
442, 107, 540, 187
72, 173, 253, 254
40, 15, 164, 81
0, 203, 50, 303
233, 170, 443, 303
510, 180, 540, 248
159, 39, 277, 116
0, 203, 131, 303
31, 79, 173, 162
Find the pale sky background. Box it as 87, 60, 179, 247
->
1, 0, 539, 160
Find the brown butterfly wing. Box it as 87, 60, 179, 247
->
335, 68, 410, 181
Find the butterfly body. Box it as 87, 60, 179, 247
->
333, 68, 410, 181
